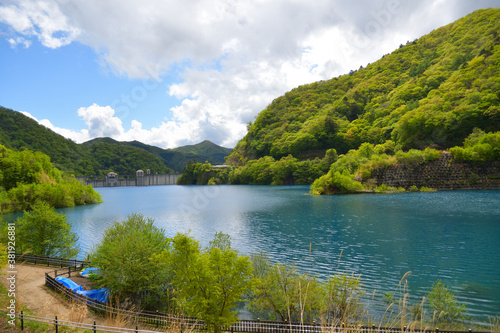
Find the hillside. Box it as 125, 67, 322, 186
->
0, 106, 94, 174
120, 139, 232, 172
227, 8, 500, 165
0, 107, 232, 175
81, 138, 175, 174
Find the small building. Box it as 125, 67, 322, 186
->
106, 172, 118, 186
136, 169, 145, 186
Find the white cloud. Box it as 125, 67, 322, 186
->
7, 36, 31, 48
77, 104, 124, 138
3, 0, 498, 148
0, 0, 80, 48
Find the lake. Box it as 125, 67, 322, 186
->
53, 186, 500, 323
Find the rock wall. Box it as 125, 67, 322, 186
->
370, 152, 500, 190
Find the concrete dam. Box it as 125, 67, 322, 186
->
77, 170, 181, 188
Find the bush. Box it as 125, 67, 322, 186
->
311, 170, 364, 195
423, 147, 441, 162
427, 280, 468, 328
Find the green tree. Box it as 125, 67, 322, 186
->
88, 213, 171, 309
427, 280, 468, 328
323, 273, 364, 325
249, 253, 323, 323
169, 232, 253, 333
16, 201, 78, 258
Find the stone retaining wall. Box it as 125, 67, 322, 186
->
370, 152, 500, 190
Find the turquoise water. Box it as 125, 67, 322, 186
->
54, 186, 500, 323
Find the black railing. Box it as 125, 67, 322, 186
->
14, 252, 89, 269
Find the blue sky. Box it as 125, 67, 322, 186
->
0, 0, 498, 148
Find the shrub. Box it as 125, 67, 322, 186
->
427, 280, 468, 328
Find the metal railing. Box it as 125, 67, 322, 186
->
14, 252, 89, 269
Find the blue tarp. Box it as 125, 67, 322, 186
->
55, 276, 110, 303
55, 276, 84, 292
77, 288, 109, 303
79, 267, 100, 278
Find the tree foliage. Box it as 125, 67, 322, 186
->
427, 280, 468, 328
249, 253, 323, 322
0, 144, 102, 213
226, 9, 500, 178
450, 129, 500, 162
88, 213, 170, 308
15, 201, 79, 258
169, 232, 253, 333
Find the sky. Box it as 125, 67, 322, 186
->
0, 0, 498, 149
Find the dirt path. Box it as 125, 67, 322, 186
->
0, 263, 104, 325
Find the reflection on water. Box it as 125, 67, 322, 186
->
52, 186, 500, 323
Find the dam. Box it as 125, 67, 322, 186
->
76, 169, 181, 188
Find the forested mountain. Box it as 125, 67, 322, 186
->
227, 8, 500, 165
0, 106, 231, 175
81, 138, 175, 174
106, 139, 232, 172
0, 106, 93, 174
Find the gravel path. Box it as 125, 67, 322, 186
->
1, 263, 104, 325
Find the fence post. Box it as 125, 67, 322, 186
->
20, 310, 24, 331
136, 325, 139, 333
55, 315, 58, 333
93, 321, 96, 333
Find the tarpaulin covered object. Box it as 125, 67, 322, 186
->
77, 288, 110, 303
79, 267, 100, 278
55, 276, 109, 303
55, 276, 84, 292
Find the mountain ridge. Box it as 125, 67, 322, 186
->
227, 8, 500, 166
0, 106, 232, 175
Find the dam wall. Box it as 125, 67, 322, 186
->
76, 173, 181, 188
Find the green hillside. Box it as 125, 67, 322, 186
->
123, 139, 232, 172
0, 106, 95, 175
227, 8, 500, 165
81, 138, 175, 175
0, 106, 232, 175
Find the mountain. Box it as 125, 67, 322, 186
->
0, 106, 232, 175
0, 106, 95, 174
80, 138, 175, 175
227, 8, 500, 165
85, 138, 232, 172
